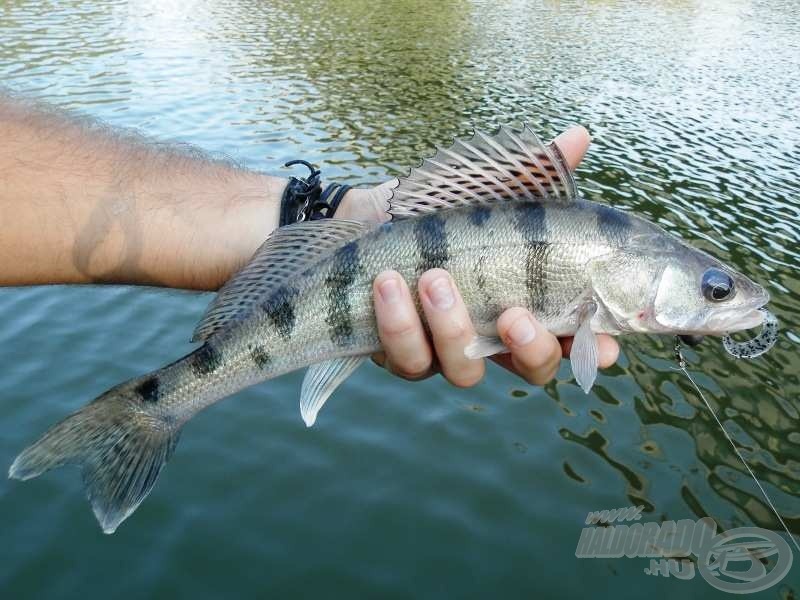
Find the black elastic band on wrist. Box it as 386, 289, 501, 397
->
280, 160, 321, 227
280, 160, 351, 226
311, 183, 352, 220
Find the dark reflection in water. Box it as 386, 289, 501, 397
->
629, 342, 800, 532
0, 0, 798, 597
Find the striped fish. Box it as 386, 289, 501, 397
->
8, 126, 773, 533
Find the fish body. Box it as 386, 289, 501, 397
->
193, 200, 645, 397
8, 125, 773, 533
80, 200, 644, 427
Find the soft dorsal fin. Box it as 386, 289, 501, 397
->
192, 219, 370, 342
389, 125, 578, 218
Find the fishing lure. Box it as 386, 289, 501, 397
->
722, 308, 779, 358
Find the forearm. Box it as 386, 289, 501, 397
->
0, 95, 285, 290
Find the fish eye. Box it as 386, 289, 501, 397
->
702, 268, 735, 302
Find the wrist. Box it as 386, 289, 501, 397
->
207, 172, 284, 287
333, 182, 394, 224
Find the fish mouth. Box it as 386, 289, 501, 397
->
707, 308, 765, 333
706, 291, 770, 334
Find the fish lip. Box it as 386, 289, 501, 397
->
706, 304, 766, 333
702, 285, 771, 333
754, 285, 771, 308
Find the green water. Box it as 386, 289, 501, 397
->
1, 1, 799, 597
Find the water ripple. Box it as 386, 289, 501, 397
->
1, 0, 799, 596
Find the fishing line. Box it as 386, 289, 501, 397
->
673, 339, 800, 554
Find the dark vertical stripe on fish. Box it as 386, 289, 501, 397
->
414, 213, 450, 273
595, 205, 632, 246
134, 376, 160, 403
192, 342, 223, 376
469, 205, 492, 227
474, 252, 502, 320
263, 287, 297, 341
475, 253, 488, 298
524, 242, 550, 314
514, 201, 546, 239
378, 221, 395, 235
325, 241, 361, 346
514, 202, 549, 314
250, 345, 272, 369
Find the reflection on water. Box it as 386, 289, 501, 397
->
0, 0, 798, 597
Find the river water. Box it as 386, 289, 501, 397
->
0, 1, 798, 597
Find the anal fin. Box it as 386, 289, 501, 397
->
464, 335, 509, 359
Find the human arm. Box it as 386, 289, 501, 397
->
0, 93, 283, 290
0, 93, 618, 385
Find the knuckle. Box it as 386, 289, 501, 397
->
497, 306, 530, 332
520, 361, 559, 386
434, 319, 470, 343
525, 374, 548, 386
392, 355, 433, 380
521, 369, 550, 386
380, 315, 419, 339
394, 369, 430, 382
512, 351, 556, 385
533, 337, 563, 369
516, 347, 552, 371
428, 307, 472, 342
443, 362, 485, 388
371, 352, 386, 368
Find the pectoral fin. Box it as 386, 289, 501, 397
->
571, 302, 599, 394
300, 355, 367, 427
464, 335, 509, 359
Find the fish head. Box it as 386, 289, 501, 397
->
590, 236, 769, 336
650, 244, 769, 335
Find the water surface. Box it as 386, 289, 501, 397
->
0, 1, 798, 597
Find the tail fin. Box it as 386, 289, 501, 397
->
8, 386, 181, 534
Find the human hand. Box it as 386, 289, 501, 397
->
336, 126, 620, 387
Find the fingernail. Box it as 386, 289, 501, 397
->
508, 315, 536, 346
378, 278, 401, 304
428, 275, 454, 310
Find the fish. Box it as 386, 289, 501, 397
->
8, 125, 775, 533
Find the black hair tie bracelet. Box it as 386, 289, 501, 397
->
312, 183, 352, 220
279, 160, 352, 226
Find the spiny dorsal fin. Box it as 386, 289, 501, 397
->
389, 124, 578, 218
192, 219, 370, 342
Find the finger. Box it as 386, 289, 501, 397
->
373, 271, 434, 380
494, 307, 562, 385
560, 334, 620, 369
371, 351, 439, 381
552, 126, 591, 171
418, 269, 485, 388
371, 351, 387, 367
596, 335, 620, 368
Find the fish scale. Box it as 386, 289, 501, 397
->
8, 125, 775, 534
